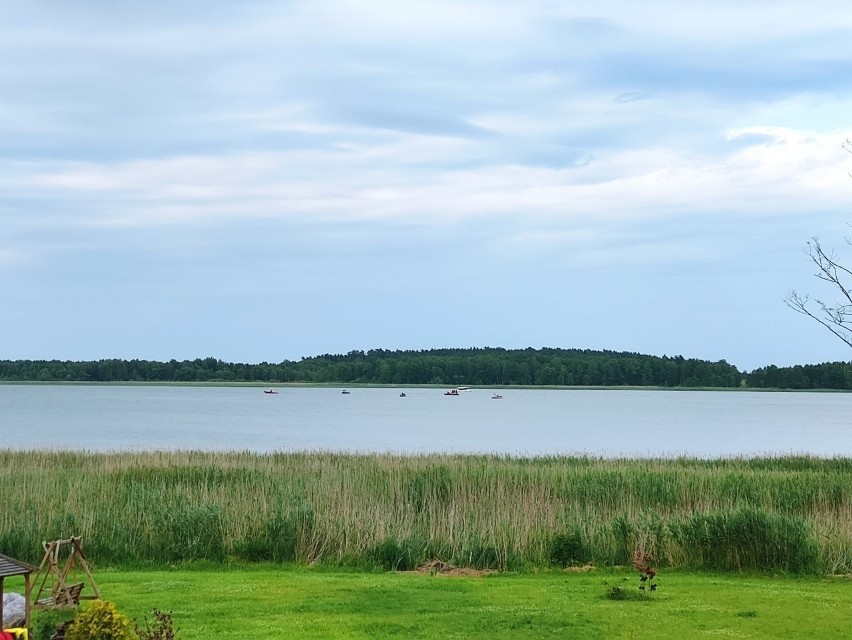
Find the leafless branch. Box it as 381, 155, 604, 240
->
786, 237, 852, 350
845, 139, 852, 177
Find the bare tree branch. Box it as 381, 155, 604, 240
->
787, 144, 852, 348
786, 237, 852, 350
845, 138, 852, 177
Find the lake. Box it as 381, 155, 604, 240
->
1, 384, 851, 457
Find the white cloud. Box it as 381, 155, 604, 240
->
12, 123, 849, 236
555, 0, 852, 44
726, 126, 851, 192
213, 106, 341, 134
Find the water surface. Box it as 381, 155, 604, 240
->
1, 385, 850, 457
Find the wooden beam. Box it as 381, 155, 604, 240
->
24, 573, 31, 630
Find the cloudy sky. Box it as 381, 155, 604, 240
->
3, 1, 852, 371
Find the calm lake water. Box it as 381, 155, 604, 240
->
1, 385, 851, 457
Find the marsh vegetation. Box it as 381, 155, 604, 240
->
3, 451, 850, 573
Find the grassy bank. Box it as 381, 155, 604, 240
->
19, 567, 852, 639
3, 451, 852, 572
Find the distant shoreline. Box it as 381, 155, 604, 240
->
3, 349, 848, 389
0, 380, 849, 392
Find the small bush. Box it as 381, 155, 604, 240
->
31, 609, 74, 640
634, 550, 658, 594
605, 585, 629, 600
603, 579, 645, 601
549, 528, 592, 567
65, 600, 136, 640
135, 609, 178, 640
370, 536, 428, 571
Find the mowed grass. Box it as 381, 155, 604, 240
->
21, 567, 852, 639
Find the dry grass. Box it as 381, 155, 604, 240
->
1, 451, 850, 572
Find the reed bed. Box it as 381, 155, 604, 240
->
1, 451, 850, 573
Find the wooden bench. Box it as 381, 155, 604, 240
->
36, 582, 84, 608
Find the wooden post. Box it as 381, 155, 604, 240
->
24, 573, 31, 630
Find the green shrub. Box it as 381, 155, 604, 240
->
603, 578, 645, 601
31, 608, 74, 640
370, 537, 428, 571
549, 528, 592, 567
671, 507, 819, 572
65, 600, 136, 640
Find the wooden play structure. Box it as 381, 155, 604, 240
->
0, 553, 36, 630
33, 537, 100, 609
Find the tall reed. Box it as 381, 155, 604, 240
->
1, 451, 849, 573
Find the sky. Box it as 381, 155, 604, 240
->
2, 1, 852, 372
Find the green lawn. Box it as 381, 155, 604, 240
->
26, 567, 852, 639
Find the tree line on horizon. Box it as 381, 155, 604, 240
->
1, 347, 850, 389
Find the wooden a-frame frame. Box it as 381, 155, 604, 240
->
33, 536, 100, 609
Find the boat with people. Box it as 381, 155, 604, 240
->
491, 393, 503, 399
444, 389, 460, 396
399, 392, 406, 397
263, 389, 278, 395
341, 389, 350, 394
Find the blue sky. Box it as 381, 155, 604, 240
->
2, 1, 852, 371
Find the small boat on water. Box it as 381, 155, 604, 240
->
341, 389, 350, 394
491, 393, 503, 400
263, 389, 278, 395
399, 392, 406, 397
444, 389, 460, 396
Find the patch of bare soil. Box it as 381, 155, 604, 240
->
407, 559, 497, 577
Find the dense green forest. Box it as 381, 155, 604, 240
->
1, 347, 847, 389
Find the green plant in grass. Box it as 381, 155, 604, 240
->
634, 550, 658, 594
65, 600, 136, 640
31, 608, 74, 640
135, 609, 178, 640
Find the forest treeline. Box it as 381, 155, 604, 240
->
1, 347, 849, 389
